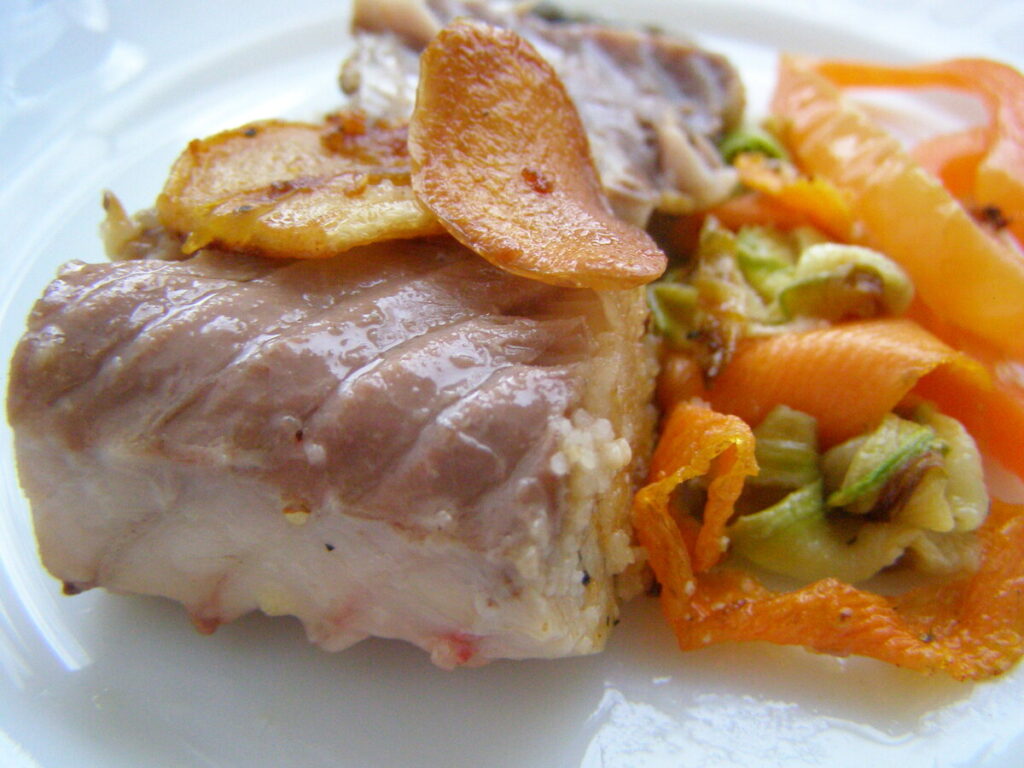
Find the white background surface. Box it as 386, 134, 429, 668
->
2, 1, 1024, 766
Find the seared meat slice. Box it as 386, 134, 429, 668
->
8, 239, 655, 666
340, 0, 745, 224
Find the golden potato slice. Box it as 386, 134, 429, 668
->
408, 21, 667, 290
157, 113, 443, 258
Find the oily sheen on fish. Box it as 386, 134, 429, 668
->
8, 239, 655, 666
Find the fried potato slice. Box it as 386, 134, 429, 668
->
408, 21, 666, 290
157, 113, 442, 258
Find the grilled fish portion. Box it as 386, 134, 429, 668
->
341, 0, 745, 224
8, 239, 655, 666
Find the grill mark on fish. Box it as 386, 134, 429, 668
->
152, 253, 565, 470
11, 265, 241, 416
148, 251, 459, 444
366, 362, 579, 540
7, 225, 654, 664
324, 314, 588, 505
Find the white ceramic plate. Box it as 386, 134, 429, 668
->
2, 2, 1023, 766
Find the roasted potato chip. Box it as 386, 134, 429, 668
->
157, 114, 442, 258
408, 21, 667, 290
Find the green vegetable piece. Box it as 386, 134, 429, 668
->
698, 215, 739, 258
732, 404, 987, 584
897, 465, 955, 532
913, 405, 988, 532
718, 125, 788, 163
750, 405, 820, 490
790, 226, 829, 253
779, 269, 884, 321
898, 406, 988, 573
646, 282, 699, 349
777, 243, 914, 322
826, 413, 940, 513
729, 480, 920, 583
693, 217, 772, 328
735, 226, 797, 301
906, 530, 981, 575
730, 482, 828, 579
821, 435, 864, 497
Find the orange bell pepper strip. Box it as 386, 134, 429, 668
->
911, 126, 988, 199
633, 402, 758, 589
771, 55, 1024, 359
659, 499, 1024, 680
678, 318, 1024, 483
698, 319, 984, 442
810, 57, 1024, 246
655, 352, 706, 413
706, 190, 820, 233
727, 152, 855, 241
905, 298, 1024, 482
636, 357, 1024, 679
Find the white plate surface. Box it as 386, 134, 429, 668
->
2, 1, 1023, 766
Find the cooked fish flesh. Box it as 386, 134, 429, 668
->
8, 239, 655, 666
341, 0, 745, 224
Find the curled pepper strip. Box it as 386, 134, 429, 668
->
700, 319, 983, 440
694, 318, 1024, 483
911, 126, 988, 201
638, 55, 1024, 681
706, 189, 824, 233
641, 325, 1024, 678
636, 384, 1024, 680
727, 153, 855, 241
633, 402, 758, 598
660, 500, 1024, 681
719, 60, 1024, 483
810, 57, 1024, 247
771, 55, 1024, 359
